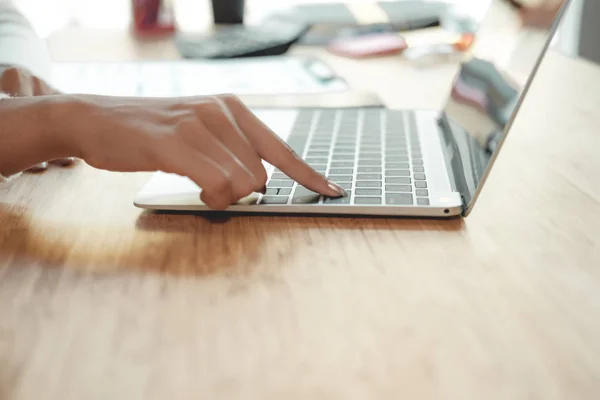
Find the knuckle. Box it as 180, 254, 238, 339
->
175, 117, 209, 141
193, 101, 230, 127
201, 192, 228, 210
0, 67, 27, 94
171, 110, 197, 126
1, 67, 22, 80
202, 102, 229, 122
229, 168, 256, 197
218, 93, 243, 108
168, 102, 190, 113
232, 181, 255, 199
210, 173, 231, 193
254, 166, 268, 186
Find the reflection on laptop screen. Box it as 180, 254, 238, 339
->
439, 0, 570, 212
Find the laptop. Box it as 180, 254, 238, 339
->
132, 0, 570, 218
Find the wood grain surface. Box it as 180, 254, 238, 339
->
2, 9, 600, 400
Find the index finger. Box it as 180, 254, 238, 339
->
222, 96, 347, 198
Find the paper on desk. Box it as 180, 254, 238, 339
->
50, 57, 350, 98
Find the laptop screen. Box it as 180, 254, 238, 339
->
438, 0, 570, 214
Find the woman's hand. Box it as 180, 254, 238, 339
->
0, 66, 76, 171
0, 68, 346, 209
71, 94, 346, 209
0, 92, 346, 209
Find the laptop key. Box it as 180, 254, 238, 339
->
386, 140, 407, 145
417, 198, 430, 206
386, 185, 412, 192
361, 138, 381, 144
288, 139, 307, 147
356, 181, 381, 188
354, 197, 382, 205
386, 156, 409, 163
386, 177, 411, 184
335, 140, 357, 145
279, 188, 292, 196
328, 175, 353, 182
386, 150, 408, 156
358, 160, 381, 166
386, 170, 410, 177
270, 172, 289, 180
329, 168, 353, 175
307, 151, 330, 157
265, 188, 279, 195
331, 161, 354, 168
412, 159, 424, 166
324, 191, 352, 204
359, 152, 380, 158
413, 166, 425, 173
261, 196, 289, 204
356, 174, 382, 180
386, 162, 409, 169
414, 173, 426, 180
360, 144, 381, 150
333, 148, 355, 154
332, 154, 354, 160
312, 138, 332, 145
268, 180, 294, 188
338, 182, 352, 190
386, 193, 413, 205
416, 189, 428, 197
306, 158, 328, 165
358, 166, 381, 173
415, 181, 427, 188
355, 189, 382, 196
292, 186, 321, 204
386, 141, 407, 147
361, 146, 381, 151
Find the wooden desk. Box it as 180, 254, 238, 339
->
2, 25, 600, 400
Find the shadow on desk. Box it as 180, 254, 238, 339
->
0, 205, 464, 279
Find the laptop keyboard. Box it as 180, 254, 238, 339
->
262, 109, 430, 206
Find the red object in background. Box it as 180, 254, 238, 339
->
132, 0, 176, 37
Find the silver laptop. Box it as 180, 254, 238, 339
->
132, 0, 570, 218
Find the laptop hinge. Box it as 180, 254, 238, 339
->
436, 112, 480, 214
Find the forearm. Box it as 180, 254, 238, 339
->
0, 96, 76, 177
0, 0, 51, 81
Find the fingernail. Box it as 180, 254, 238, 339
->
52, 157, 76, 166
27, 162, 48, 172
259, 185, 267, 194
327, 181, 347, 198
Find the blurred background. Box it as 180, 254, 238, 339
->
9, 0, 594, 65
13, 0, 464, 35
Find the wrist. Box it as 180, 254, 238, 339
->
0, 95, 81, 176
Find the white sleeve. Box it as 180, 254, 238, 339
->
0, 0, 51, 81
0, 91, 23, 183
0, 2, 50, 183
